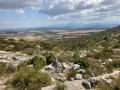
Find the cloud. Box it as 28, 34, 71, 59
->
0, 0, 41, 9
38, 0, 103, 16
16, 9, 24, 14
0, 0, 120, 24
37, 0, 120, 23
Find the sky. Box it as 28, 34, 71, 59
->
0, 0, 120, 29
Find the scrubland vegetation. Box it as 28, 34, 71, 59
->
0, 26, 120, 89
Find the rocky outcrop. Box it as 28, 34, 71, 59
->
51, 58, 62, 69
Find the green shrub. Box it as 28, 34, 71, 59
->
46, 53, 55, 65
8, 67, 51, 89
57, 55, 73, 63
55, 81, 67, 90
17, 61, 28, 71
23, 48, 34, 55
28, 56, 46, 70
73, 51, 80, 60
105, 60, 120, 73
74, 57, 91, 69
6, 63, 16, 74
0, 62, 6, 76
97, 80, 113, 90
113, 44, 120, 48
0, 62, 16, 76
66, 70, 78, 80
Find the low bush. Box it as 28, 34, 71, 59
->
17, 56, 46, 70
66, 70, 78, 80
28, 56, 46, 70
46, 53, 55, 65
55, 81, 67, 90
8, 67, 52, 89
0, 62, 6, 76
74, 57, 91, 69
0, 62, 16, 76
105, 60, 120, 73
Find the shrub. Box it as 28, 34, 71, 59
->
66, 70, 78, 80
17, 56, 46, 70
57, 55, 73, 63
113, 44, 120, 48
17, 61, 28, 71
55, 81, 67, 90
73, 51, 80, 60
28, 56, 46, 70
46, 53, 55, 65
6, 63, 16, 74
0, 62, 6, 76
105, 60, 120, 73
93, 48, 114, 59
8, 67, 52, 89
74, 57, 91, 69
23, 48, 34, 55
96, 80, 113, 90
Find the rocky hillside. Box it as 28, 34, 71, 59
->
0, 26, 120, 90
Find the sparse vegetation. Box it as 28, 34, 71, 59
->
1, 26, 120, 90
55, 81, 67, 90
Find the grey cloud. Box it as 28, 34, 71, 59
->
38, 0, 74, 16
75, 1, 93, 10
38, 0, 95, 16
0, 0, 41, 9
1, 0, 120, 23
100, 0, 119, 5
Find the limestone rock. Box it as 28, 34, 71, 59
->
75, 74, 83, 80
62, 62, 73, 70
77, 69, 86, 74
72, 64, 80, 70
45, 65, 54, 70
89, 78, 97, 87
51, 58, 62, 69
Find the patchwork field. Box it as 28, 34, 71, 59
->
1, 29, 105, 41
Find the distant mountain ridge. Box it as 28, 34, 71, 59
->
35, 23, 120, 30
0, 23, 120, 31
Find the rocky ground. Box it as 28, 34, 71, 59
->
41, 58, 120, 90
1, 50, 120, 90
0, 50, 32, 65
42, 70, 120, 90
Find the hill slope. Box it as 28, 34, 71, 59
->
55, 25, 120, 50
